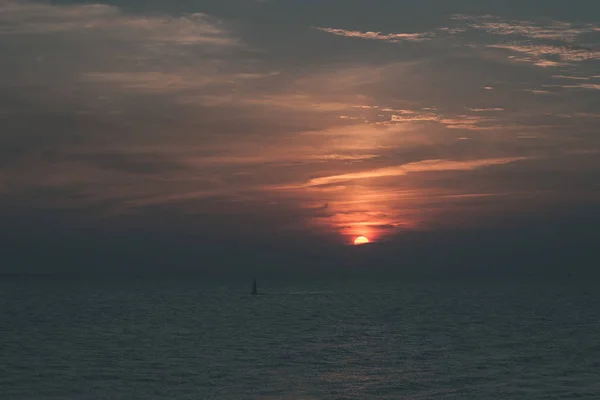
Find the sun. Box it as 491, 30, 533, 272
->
353, 236, 370, 245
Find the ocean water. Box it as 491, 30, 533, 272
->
1, 276, 599, 399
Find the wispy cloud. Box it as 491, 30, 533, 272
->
0, 1, 236, 46
488, 43, 600, 67
282, 157, 526, 188
83, 72, 222, 92
562, 83, 600, 91
242, 94, 358, 112
82, 71, 279, 94
390, 113, 439, 122
445, 15, 600, 68
0, 0, 245, 114
451, 14, 598, 42
467, 108, 505, 112
552, 75, 592, 81
439, 116, 497, 130
375, 107, 512, 131
310, 154, 380, 161
314, 27, 432, 42
314, 15, 600, 70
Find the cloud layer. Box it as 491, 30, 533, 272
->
1, 0, 599, 245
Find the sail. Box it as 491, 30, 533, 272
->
252, 279, 257, 295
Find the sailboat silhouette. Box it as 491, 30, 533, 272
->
251, 279, 258, 295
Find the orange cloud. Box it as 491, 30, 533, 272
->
281, 157, 527, 188
314, 27, 432, 42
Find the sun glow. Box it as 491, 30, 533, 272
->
353, 236, 370, 245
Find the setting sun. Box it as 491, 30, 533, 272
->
353, 236, 370, 245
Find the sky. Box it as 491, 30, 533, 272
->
1, 0, 599, 276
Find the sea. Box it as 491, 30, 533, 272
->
1, 276, 599, 399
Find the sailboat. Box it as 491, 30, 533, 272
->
251, 279, 258, 296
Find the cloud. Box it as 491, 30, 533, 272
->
312, 14, 600, 73
0, 1, 236, 46
315, 16, 600, 49
390, 112, 439, 122
467, 108, 505, 112
282, 157, 526, 188
488, 43, 600, 67
563, 83, 600, 91
83, 72, 220, 92
309, 154, 380, 161
0, 0, 245, 117
451, 14, 598, 42
552, 75, 591, 81
241, 94, 357, 112
82, 70, 279, 94
443, 15, 600, 68
523, 89, 553, 95
376, 107, 513, 131
439, 117, 491, 130
313, 27, 432, 42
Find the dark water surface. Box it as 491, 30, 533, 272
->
1, 276, 599, 399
